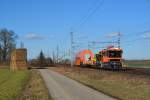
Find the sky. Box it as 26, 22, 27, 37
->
0, 0, 150, 59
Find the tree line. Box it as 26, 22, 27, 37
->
29, 50, 71, 67
0, 28, 71, 67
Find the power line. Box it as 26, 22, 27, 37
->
123, 29, 150, 38
123, 38, 142, 43
87, 32, 121, 49
74, 0, 105, 32
118, 29, 150, 47
69, 0, 105, 56
122, 29, 150, 43
88, 41, 118, 50
89, 41, 118, 44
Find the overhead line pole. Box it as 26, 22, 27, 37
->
118, 32, 121, 48
52, 50, 55, 64
56, 44, 59, 63
20, 42, 24, 48
70, 32, 74, 67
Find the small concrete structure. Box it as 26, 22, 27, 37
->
10, 48, 27, 71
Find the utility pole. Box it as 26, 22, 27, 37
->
20, 42, 24, 48
56, 44, 59, 64
118, 32, 121, 48
88, 42, 91, 50
70, 32, 74, 67
52, 50, 55, 64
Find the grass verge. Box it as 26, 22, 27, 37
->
50, 67, 150, 100
20, 69, 52, 100
0, 69, 30, 100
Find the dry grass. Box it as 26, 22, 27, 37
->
20, 69, 52, 100
50, 67, 150, 100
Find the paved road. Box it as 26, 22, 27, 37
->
39, 69, 116, 100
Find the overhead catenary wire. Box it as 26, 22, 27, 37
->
111, 28, 150, 48
69, 0, 150, 61
73, 0, 105, 32
122, 29, 150, 44
122, 28, 150, 40
69, 0, 105, 62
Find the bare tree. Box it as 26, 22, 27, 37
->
46, 57, 53, 66
0, 28, 18, 63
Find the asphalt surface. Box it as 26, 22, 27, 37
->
39, 69, 116, 100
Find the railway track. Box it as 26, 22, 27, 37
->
56, 64, 150, 76
73, 65, 150, 76
122, 67, 150, 76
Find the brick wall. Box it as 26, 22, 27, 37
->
10, 48, 27, 71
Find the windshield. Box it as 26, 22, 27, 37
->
108, 51, 122, 57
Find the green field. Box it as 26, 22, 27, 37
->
123, 60, 150, 68
127, 64, 150, 68
0, 69, 30, 100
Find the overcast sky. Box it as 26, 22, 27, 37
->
0, 0, 150, 59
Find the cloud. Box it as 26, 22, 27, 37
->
25, 34, 46, 40
142, 34, 150, 39
106, 33, 119, 38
